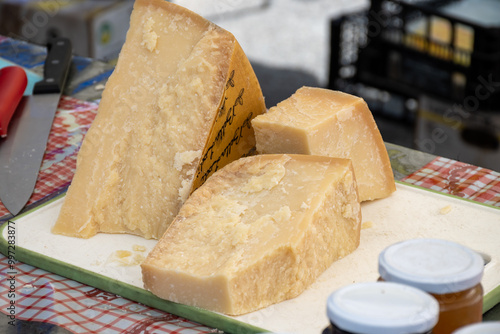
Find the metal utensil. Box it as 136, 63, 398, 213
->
0, 37, 72, 216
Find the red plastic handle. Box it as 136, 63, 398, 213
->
0, 66, 28, 137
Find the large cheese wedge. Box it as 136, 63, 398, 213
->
141, 154, 361, 315
52, 0, 266, 239
251, 87, 395, 201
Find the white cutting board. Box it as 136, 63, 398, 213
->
3, 182, 500, 334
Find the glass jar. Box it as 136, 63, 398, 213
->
378, 238, 484, 334
324, 282, 439, 334
452, 322, 500, 333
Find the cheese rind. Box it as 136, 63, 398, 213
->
141, 154, 361, 315
251, 87, 396, 201
51, 0, 266, 239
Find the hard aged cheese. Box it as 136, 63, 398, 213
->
251, 87, 396, 201
141, 154, 361, 315
52, 0, 266, 239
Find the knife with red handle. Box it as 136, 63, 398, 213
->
0, 37, 72, 216
0, 66, 28, 137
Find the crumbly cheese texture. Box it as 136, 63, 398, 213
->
142, 154, 361, 315
52, 0, 265, 239
251, 87, 396, 201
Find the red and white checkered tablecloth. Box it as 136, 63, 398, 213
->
402, 156, 500, 207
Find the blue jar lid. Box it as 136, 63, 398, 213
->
327, 282, 439, 334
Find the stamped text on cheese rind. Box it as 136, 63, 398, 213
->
197, 72, 246, 179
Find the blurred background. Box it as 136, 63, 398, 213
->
1, 0, 499, 171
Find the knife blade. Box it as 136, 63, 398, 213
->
0, 37, 72, 216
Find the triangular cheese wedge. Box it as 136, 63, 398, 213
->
251, 87, 395, 201
52, 0, 266, 239
142, 154, 361, 315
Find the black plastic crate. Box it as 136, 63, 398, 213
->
329, 0, 500, 122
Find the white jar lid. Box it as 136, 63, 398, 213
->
326, 282, 439, 334
452, 322, 500, 333
379, 238, 484, 294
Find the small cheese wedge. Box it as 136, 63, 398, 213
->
251, 87, 396, 201
142, 154, 361, 315
52, 0, 266, 239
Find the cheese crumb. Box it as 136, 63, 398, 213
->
133, 244, 147, 252
440, 205, 452, 215
361, 221, 373, 229
107, 249, 146, 266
